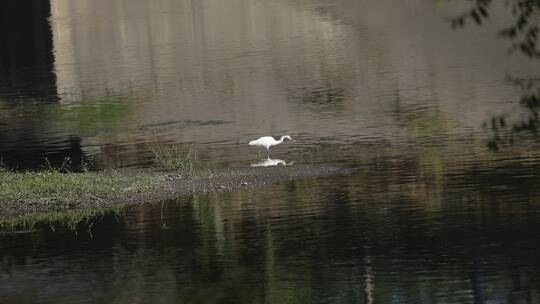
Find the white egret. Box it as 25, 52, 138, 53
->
248, 135, 293, 154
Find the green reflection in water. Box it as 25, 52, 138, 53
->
42, 96, 135, 137
0, 94, 135, 138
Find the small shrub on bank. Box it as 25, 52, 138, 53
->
150, 143, 193, 172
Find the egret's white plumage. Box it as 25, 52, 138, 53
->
248, 135, 293, 153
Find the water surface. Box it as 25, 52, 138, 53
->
1, 0, 540, 303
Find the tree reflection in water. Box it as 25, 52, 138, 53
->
452, 0, 540, 150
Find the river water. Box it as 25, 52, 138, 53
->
1, 0, 540, 303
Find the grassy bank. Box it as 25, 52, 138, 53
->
0, 162, 348, 231
0, 168, 163, 219
0, 207, 123, 232
0, 144, 189, 221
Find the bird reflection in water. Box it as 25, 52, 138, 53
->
250, 157, 293, 167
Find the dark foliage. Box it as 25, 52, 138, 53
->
452, 1, 540, 150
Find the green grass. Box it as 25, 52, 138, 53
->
150, 143, 193, 172
0, 152, 194, 232
0, 154, 331, 232
0, 170, 120, 202
0, 155, 172, 205
0, 168, 157, 231
0, 152, 183, 232
0, 207, 124, 232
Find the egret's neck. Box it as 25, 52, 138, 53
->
278, 136, 286, 143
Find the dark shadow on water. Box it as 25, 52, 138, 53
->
0, 136, 90, 172
0, 0, 57, 101
0, 1, 84, 170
